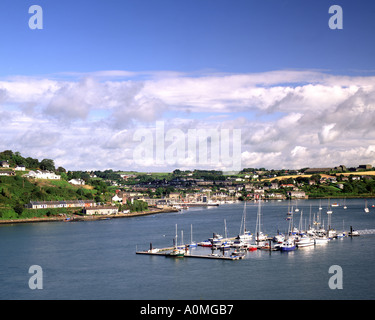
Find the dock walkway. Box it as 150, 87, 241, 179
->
136, 250, 243, 260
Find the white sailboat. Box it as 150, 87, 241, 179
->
364, 200, 370, 213
295, 199, 299, 212
169, 224, 185, 257
327, 198, 333, 215
255, 200, 267, 241
238, 202, 253, 241
188, 224, 197, 247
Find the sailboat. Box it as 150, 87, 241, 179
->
255, 200, 267, 241
238, 202, 253, 241
188, 224, 197, 248
364, 200, 370, 213
327, 198, 333, 215
169, 224, 185, 257
294, 200, 299, 212
280, 218, 296, 251
337, 220, 346, 238
343, 198, 347, 209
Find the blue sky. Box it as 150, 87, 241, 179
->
1, 1, 375, 171
1, 0, 374, 76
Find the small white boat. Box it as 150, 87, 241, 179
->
188, 224, 197, 247
327, 229, 337, 239
231, 237, 248, 248
231, 249, 246, 259
273, 234, 285, 243
198, 240, 212, 247
296, 236, 314, 248
255, 232, 268, 242
364, 200, 369, 213
349, 230, 359, 236
314, 236, 329, 245
336, 232, 346, 238
239, 231, 253, 241
169, 248, 185, 257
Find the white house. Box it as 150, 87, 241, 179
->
112, 194, 122, 202
15, 165, 26, 171
0, 161, 10, 168
69, 178, 85, 186
24, 170, 61, 180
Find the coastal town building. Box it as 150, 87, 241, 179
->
288, 191, 308, 199
83, 205, 118, 215
359, 164, 372, 170
26, 200, 96, 209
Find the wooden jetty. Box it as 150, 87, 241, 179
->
136, 250, 243, 260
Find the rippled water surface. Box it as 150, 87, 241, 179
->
1, 198, 374, 300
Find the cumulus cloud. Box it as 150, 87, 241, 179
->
0, 70, 375, 170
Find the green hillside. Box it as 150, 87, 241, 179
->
0, 175, 96, 219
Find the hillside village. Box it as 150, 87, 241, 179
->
1, 150, 375, 220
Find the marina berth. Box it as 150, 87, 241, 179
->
136, 199, 371, 263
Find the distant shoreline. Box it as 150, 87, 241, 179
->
0, 207, 178, 225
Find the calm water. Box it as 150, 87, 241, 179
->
1, 198, 375, 300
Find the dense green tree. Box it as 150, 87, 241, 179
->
40, 159, 55, 171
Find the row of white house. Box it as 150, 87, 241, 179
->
1, 161, 26, 171
23, 170, 61, 180
26, 200, 96, 209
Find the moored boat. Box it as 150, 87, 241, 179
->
168, 248, 185, 257
280, 239, 296, 251
314, 236, 329, 245
273, 234, 285, 243
198, 240, 212, 247
296, 236, 314, 248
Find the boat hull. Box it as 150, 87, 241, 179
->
280, 245, 296, 251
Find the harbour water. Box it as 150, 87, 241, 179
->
1, 198, 375, 300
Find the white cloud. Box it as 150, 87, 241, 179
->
1, 70, 375, 170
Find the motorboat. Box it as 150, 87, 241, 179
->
314, 236, 329, 245
273, 234, 285, 243
231, 249, 246, 259
255, 232, 268, 242
198, 240, 212, 247
231, 237, 248, 248
327, 229, 337, 239
296, 236, 314, 248
168, 248, 185, 257
280, 239, 296, 251
238, 231, 253, 241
